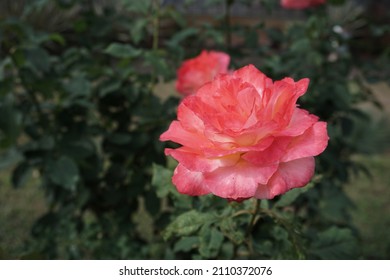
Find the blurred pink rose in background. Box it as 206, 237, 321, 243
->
175, 50, 230, 96
281, 0, 326, 9
160, 64, 329, 201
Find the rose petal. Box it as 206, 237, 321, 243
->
160, 121, 211, 151
165, 147, 241, 172
275, 108, 319, 137
263, 78, 309, 125
255, 157, 315, 199
204, 161, 278, 199
233, 64, 273, 99
172, 164, 210, 196
178, 98, 206, 133
242, 137, 291, 166
281, 121, 329, 162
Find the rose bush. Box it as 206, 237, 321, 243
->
175, 50, 230, 96
161, 65, 329, 200
281, 0, 326, 9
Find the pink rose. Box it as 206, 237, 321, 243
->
160, 65, 329, 200
175, 50, 230, 96
281, 0, 326, 9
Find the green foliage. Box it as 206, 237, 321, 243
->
163, 210, 216, 240
309, 227, 359, 259
104, 43, 142, 59
47, 156, 79, 191
0, 0, 386, 260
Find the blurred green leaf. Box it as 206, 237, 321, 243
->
59, 138, 95, 160
121, 0, 152, 14
98, 79, 122, 97
163, 210, 215, 240
310, 227, 359, 259
167, 28, 199, 47
173, 236, 198, 253
274, 181, 314, 208
64, 75, 91, 97
319, 185, 352, 223
37, 135, 55, 150
49, 33, 66, 46
143, 51, 172, 79
26, 47, 51, 73
104, 43, 142, 59
0, 148, 23, 170
10, 48, 25, 68
130, 18, 149, 44
290, 38, 311, 53
199, 226, 224, 258
219, 217, 245, 245
152, 164, 175, 198
219, 242, 234, 259
47, 156, 79, 191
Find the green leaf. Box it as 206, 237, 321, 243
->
319, 184, 352, 223
219, 242, 234, 259
59, 138, 95, 160
47, 156, 79, 191
10, 48, 25, 68
290, 38, 311, 53
26, 47, 51, 73
143, 51, 172, 79
165, 8, 186, 27
130, 18, 149, 44
199, 226, 224, 258
163, 210, 215, 240
202, 25, 225, 45
310, 227, 359, 259
0, 148, 23, 170
121, 0, 152, 14
22, 0, 51, 17
173, 236, 199, 253
64, 76, 91, 97
37, 135, 55, 150
274, 182, 314, 208
219, 217, 245, 245
151, 164, 175, 198
104, 43, 142, 59
167, 28, 199, 47
98, 79, 122, 97
49, 33, 66, 46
